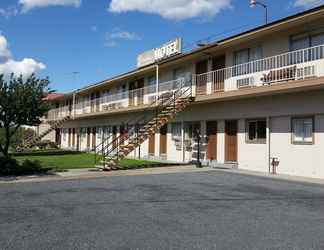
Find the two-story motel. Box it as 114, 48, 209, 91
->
43, 6, 324, 179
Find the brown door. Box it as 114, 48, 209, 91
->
212, 55, 226, 92
225, 120, 238, 162
87, 128, 91, 149
92, 127, 96, 151
148, 133, 155, 155
55, 128, 61, 145
95, 92, 100, 112
72, 128, 76, 148
68, 128, 72, 147
137, 78, 144, 105
90, 93, 96, 112
159, 125, 167, 155
206, 121, 218, 161
196, 60, 208, 95
129, 81, 136, 106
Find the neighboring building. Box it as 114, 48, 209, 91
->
45, 6, 324, 178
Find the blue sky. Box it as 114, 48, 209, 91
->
0, 0, 323, 92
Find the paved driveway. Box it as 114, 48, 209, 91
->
1, 171, 324, 250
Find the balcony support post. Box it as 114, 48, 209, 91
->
156, 65, 159, 96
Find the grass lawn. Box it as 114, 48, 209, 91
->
14, 152, 164, 171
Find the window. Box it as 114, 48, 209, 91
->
233, 46, 263, 76
292, 117, 313, 144
171, 123, 182, 140
173, 68, 191, 87
147, 76, 156, 94
246, 119, 267, 143
234, 47, 263, 65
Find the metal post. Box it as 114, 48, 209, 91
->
196, 128, 202, 168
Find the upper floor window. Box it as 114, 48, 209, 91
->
173, 67, 191, 87
147, 76, 156, 94
234, 46, 263, 66
290, 31, 324, 51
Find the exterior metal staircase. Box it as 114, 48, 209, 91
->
95, 79, 194, 170
19, 115, 71, 150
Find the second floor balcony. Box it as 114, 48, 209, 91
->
195, 44, 324, 96
47, 44, 324, 121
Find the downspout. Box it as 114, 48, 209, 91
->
267, 116, 271, 174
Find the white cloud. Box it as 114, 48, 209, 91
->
108, 0, 232, 20
0, 34, 46, 77
19, 0, 81, 13
0, 35, 12, 62
105, 29, 142, 47
0, 6, 19, 18
294, 0, 324, 8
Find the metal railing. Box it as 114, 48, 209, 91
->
195, 44, 324, 94
94, 78, 193, 167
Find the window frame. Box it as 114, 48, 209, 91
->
291, 116, 314, 145
245, 118, 267, 144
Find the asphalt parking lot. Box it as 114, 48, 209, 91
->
1, 170, 324, 250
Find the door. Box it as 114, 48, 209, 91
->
206, 121, 218, 161
90, 93, 96, 112
68, 128, 72, 147
55, 128, 61, 145
196, 60, 208, 95
87, 128, 91, 150
159, 125, 167, 156
225, 120, 238, 162
137, 78, 144, 105
72, 128, 76, 148
212, 55, 226, 92
92, 127, 96, 151
129, 81, 136, 106
95, 92, 100, 112
148, 133, 155, 155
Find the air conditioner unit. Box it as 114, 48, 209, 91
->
237, 77, 254, 88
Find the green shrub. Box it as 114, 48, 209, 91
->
0, 157, 52, 176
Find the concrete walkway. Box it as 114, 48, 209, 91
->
212, 167, 324, 186
1, 165, 324, 185
0, 165, 212, 184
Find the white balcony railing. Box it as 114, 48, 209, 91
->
195, 44, 324, 95
49, 78, 188, 119
47, 44, 324, 120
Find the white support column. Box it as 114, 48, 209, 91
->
207, 58, 213, 95
267, 116, 271, 174
72, 92, 76, 119
156, 65, 159, 95
217, 120, 225, 164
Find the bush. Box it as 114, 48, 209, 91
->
35, 140, 59, 150
0, 157, 52, 176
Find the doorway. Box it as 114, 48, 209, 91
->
212, 55, 226, 92
129, 81, 136, 106
195, 60, 208, 95
137, 78, 144, 105
148, 133, 155, 156
225, 120, 238, 162
206, 121, 218, 161
159, 125, 167, 156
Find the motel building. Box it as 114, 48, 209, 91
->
41, 6, 324, 179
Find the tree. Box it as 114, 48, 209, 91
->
0, 74, 50, 158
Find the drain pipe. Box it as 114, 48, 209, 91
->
267, 116, 271, 174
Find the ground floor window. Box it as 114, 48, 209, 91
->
246, 119, 266, 143
292, 117, 314, 144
